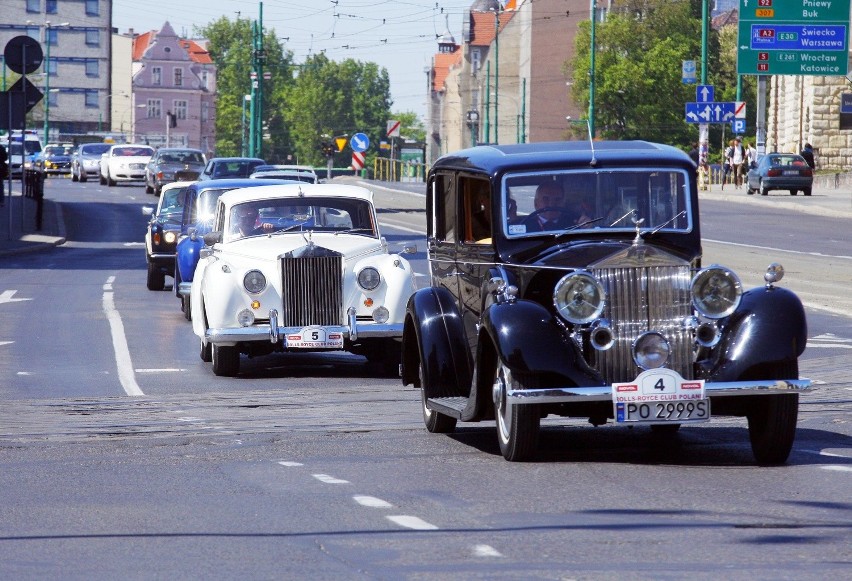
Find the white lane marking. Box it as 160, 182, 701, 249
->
806, 344, 852, 349
313, 474, 350, 484
102, 288, 144, 397
176, 416, 204, 422
705, 238, 852, 261
812, 333, 852, 343
821, 466, 852, 473
386, 515, 439, 530
135, 368, 186, 372
278, 461, 303, 467
353, 495, 393, 508
377, 219, 423, 234
104, 275, 115, 292
357, 181, 425, 197
0, 341, 13, 347
0, 290, 33, 304
472, 544, 503, 558
16, 371, 32, 375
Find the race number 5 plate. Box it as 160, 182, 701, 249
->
612, 368, 709, 424
285, 326, 344, 349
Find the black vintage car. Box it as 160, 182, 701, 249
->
401, 140, 811, 463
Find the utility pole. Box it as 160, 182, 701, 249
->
250, 2, 265, 159
494, 7, 500, 145
589, 0, 596, 138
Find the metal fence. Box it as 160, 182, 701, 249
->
373, 158, 429, 183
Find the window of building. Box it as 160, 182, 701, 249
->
85, 29, 99, 46
151, 67, 161, 86
46, 28, 58, 46
147, 99, 162, 119
26, 0, 39, 13
471, 48, 481, 74
85, 91, 99, 108
48, 91, 58, 107
173, 68, 183, 87
201, 101, 209, 122
85, 0, 99, 16
46, 58, 56, 76
174, 100, 187, 120
200, 70, 209, 90
46, 0, 57, 14
85, 60, 99, 77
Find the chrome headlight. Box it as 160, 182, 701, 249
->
633, 332, 670, 370
357, 267, 381, 291
237, 309, 255, 327
243, 270, 267, 294
691, 265, 742, 319
163, 231, 177, 244
553, 271, 606, 324
372, 306, 389, 324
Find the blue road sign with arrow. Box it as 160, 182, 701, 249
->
350, 132, 370, 153
685, 102, 736, 124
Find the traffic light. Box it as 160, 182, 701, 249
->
320, 142, 335, 157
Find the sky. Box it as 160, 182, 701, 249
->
112, 0, 481, 118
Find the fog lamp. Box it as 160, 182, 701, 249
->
633, 332, 670, 370
237, 309, 255, 327
372, 306, 389, 324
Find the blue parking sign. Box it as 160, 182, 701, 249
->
732, 119, 746, 134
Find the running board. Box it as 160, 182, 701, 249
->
427, 396, 469, 419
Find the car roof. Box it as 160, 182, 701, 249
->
431, 140, 692, 175
252, 164, 316, 173
207, 157, 265, 163
218, 183, 373, 206
189, 178, 297, 190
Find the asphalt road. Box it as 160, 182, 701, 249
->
0, 177, 849, 580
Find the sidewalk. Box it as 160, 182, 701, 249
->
0, 183, 66, 258
0, 176, 849, 258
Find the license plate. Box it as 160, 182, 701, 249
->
612, 368, 709, 424
782, 170, 800, 176
130, 163, 145, 169
285, 326, 343, 349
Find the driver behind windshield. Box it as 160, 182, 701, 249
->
231, 204, 274, 238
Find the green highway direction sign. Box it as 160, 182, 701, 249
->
737, 0, 851, 76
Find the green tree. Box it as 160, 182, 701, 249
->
282, 54, 392, 167
391, 111, 426, 143
569, 0, 721, 146
198, 17, 294, 160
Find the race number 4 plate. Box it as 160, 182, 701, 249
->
285, 326, 344, 349
612, 368, 709, 424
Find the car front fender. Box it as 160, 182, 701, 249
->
401, 287, 472, 398
480, 300, 604, 388
705, 286, 808, 381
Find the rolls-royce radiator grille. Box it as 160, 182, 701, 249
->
591, 265, 694, 383
280, 256, 343, 327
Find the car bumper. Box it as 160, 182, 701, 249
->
760, 178, 813, 189
503, 379, 812, 407
148, 252, 176, 269
205, 309, 403, 345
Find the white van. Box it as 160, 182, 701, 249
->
1, 130, 43, 178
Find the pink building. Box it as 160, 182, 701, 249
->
131, 22, 216, 156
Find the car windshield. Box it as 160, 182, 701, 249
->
503, 168, 691, 237
159, 151, 204, 164
225, 197, 376, 242
82, 144, 111, 156
114, 146, 154, 157
158, 187, 188, 216
193, 188, 234, 224
45, 145, 73, 156
767, 155, 807, 168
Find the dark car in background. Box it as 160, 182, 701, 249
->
746, 152, 813, 196
71, 142, 112, 182
173, 178, 294, 318
144, 181, 194, 291
196, 157, 265, 181
34, 143, 74, 176
401, 140, 811, 464
249, 164, 318, 183
144, 147, 206, 196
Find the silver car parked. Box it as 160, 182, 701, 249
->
71, 142, 112, 182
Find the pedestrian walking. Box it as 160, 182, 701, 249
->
722, 140, 734, 190
800, 143, 815, 169
746, 141, 757, 170
731, 137, 746, 187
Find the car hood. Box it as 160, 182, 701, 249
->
156, 162, 205, 170
46, 155, 72, 162
109, 156, 151, 163
221, 233, 384, 263
524, 239, 697, 269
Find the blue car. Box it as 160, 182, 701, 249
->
174, 178, 299, 319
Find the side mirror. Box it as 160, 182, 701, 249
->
142, 206, 154, 216
203, 231, 222, 246
401, 244, 417, 254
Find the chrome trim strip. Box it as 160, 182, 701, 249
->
505, 379, 813, 405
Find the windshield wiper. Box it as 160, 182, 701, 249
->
333, 227, 374, 236
566, 216, 606, 231
642, 211, 687, 238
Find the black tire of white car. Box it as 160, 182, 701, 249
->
494, 361, 540, 461
212, 344, 240, 377
146, 262, 165, 291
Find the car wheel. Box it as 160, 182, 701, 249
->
420, 362, 456, 433
183, 293, 192, 321
200, 340, 212, 362
789, 189, 798, 196
71, 168, 78, 182
99, 172, 106, 185
80, 172, 87, 183
146, 261, 165, 291
746, 184, 754, 195
803, 187, 811, 196
107, 172, 116, 187
746, 360, 800, 465
494, 361, 540, 461
759, 180, 769, 196
145, 182, 153, 194
212, 344, 240, 377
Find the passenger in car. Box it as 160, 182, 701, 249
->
232, 205, 275, 238
523, 182, 573, 231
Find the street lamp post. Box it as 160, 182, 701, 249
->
241, 94, 251, 156
31, 21, 70, 143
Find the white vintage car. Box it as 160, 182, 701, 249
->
190, 183, 417, 376
99, 144, 154, 186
